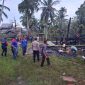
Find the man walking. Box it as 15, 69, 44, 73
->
41, 40, 50, 67
32, 38, 40, 62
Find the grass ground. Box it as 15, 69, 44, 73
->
0, 45, 85, 85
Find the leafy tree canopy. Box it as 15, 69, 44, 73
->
76, 1, 85, 25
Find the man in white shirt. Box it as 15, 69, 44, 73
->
32, 38, 40, 62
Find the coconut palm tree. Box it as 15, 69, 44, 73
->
40, 0, 59, 23
58, 7, 67, 29
0, 0, 10, 23
18, 0, 39, 29
58, 7, 67, 42
40, 0, 60, 39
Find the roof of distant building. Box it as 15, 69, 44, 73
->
0, 23, 13, 29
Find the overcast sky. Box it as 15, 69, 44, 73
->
1, 0, 85, 25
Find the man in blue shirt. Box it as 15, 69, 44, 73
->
1, 38, 8, 56
21, 37, 28, 56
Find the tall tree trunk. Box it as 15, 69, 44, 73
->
66, 17, 71, 43
27, 15, 29, 30
44, 24, 48, 40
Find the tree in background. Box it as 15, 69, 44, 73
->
58, 7, 67, 29
76, 1, 85, 26
52, 7, 67, 41
75, 1, 85, 44
40, 0, 60, 39
0, 0, 10, 23
58, 7, 67, 41
40, 0, 59, 23
18, 0, 40, 30
20, 14, 27, 27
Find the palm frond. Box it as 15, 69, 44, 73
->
39, 6, 47, 10
40, 0, 48, 6
50, 11, 54, 22
51, 0, 60, 6
0, 17, 3, 22
51, 7, 57, 11
41, 7, 47, 21
48, 0, 52, 5
2, 11, 8, 18
0, 5, 10, 11
40, 0, 46, 5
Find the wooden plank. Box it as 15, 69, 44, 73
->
47, 45, 85, 47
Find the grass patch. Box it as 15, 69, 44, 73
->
0, 46, 85, 85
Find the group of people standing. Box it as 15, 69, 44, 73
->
1, 36, 50, 67
32, 38, 50, 67
1, 37, 28, 60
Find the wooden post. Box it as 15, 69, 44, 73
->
66, 18, 71, 43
